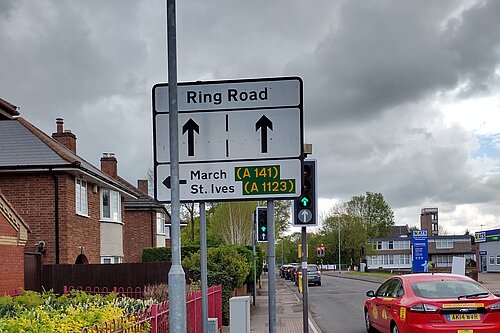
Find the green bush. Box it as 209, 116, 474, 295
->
142, 245, 201, 262
182, 245, 251, 325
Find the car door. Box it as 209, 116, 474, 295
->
372, 279, 394, 331
375, 278, 403, 332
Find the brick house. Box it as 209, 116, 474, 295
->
100, 153, 171, 263
0, 190, 30, 295
0, 97, 171, 269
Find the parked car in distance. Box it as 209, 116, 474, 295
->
364, 273, 500, 333
283, 263, 297, 280
295, 264, 322, 286
288, 263, 299, 281
280, 264, 292, 278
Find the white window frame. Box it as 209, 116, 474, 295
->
157, 212, 166, 235
100, 188, 122, 222
101, 256, 122, 264
490, 256, 495, 265
436, 239, 453, 249
497, 255, 500, 266
76, 179, 88, 216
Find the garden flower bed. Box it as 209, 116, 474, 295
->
0, 290, 152, 333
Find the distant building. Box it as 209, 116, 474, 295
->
475, 228, 500, 273
367, 208, 475, 271
420, 207, 439, 237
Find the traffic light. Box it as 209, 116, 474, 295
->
316, 245, 325, 257
256, 207, 268, 242
293, 159, 317, 226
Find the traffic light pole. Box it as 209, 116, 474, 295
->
267, 200, 276, 333
252, 212, 257, 306
301, 227, 309, 333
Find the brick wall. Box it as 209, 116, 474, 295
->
124, 210, 154, 263
0, 173, 101, 264
0, 244, 24, 294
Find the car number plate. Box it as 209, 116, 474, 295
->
448, 313, 480, 321
457, 330, 473, 333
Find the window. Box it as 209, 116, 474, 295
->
377, 241, 382, 250
101, 189, 121, 222
157, 212, 166, 234
497, 256, 500, 265
490, 256, 495, 265
388, 241, 394, 250
436, 255, 453, 265
436, 239, 453, 249
395, 241, 410, 249
76, 179, 88, 216
101, 256, 122, 264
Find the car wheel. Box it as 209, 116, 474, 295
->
364, 309, 374, 333
317, 282, 321, 286
391, 322, 400, 333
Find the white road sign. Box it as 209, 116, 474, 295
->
154, 78, 301, 112
156, 160, 302, 202
153, 76, 303, 202
155, 108, 301, 163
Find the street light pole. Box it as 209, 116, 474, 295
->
338, 219, 341, 273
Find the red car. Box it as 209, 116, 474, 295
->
364, 273, 500, 333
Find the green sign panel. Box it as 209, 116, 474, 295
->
235, 165, 296, 195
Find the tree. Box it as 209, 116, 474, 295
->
264, 200, 292, 239
344, 192, 394, 238
320, 193, 394, 267
207, 201, 258, 245
182, 202, 198, 243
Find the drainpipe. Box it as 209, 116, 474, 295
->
53, 174, 60, 264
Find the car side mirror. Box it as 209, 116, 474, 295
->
366, 290, 375, 297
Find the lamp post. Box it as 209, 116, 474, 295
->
338, 218, 341, 273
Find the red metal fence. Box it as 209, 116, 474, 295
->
67, 285, 222, 333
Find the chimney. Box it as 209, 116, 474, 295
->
51, 118, 77, 153
137, 179, 149, 194
100, 153, 118, 179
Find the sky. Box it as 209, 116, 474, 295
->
2, 0, 500, 235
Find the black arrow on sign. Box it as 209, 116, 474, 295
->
162, 176, 187, 189
255, 115, 273, 153
182, 118, 199, 157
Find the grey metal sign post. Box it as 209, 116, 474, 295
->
200, 202, 208, 333
267, 200, 276, 333
165, 1, 186, 332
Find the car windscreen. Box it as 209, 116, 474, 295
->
411, 279, 489, 299
307, 266, 318, 272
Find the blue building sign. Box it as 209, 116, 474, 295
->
412, 230, 429, 273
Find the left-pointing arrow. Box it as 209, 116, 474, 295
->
162, 176, 187, 189
182, 118, 200, 157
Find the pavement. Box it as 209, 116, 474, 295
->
222, 271, 500, 333
222, 273, 322, 333
478, 272, 500, 296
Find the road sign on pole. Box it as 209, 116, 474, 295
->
153, 77, 304, 203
